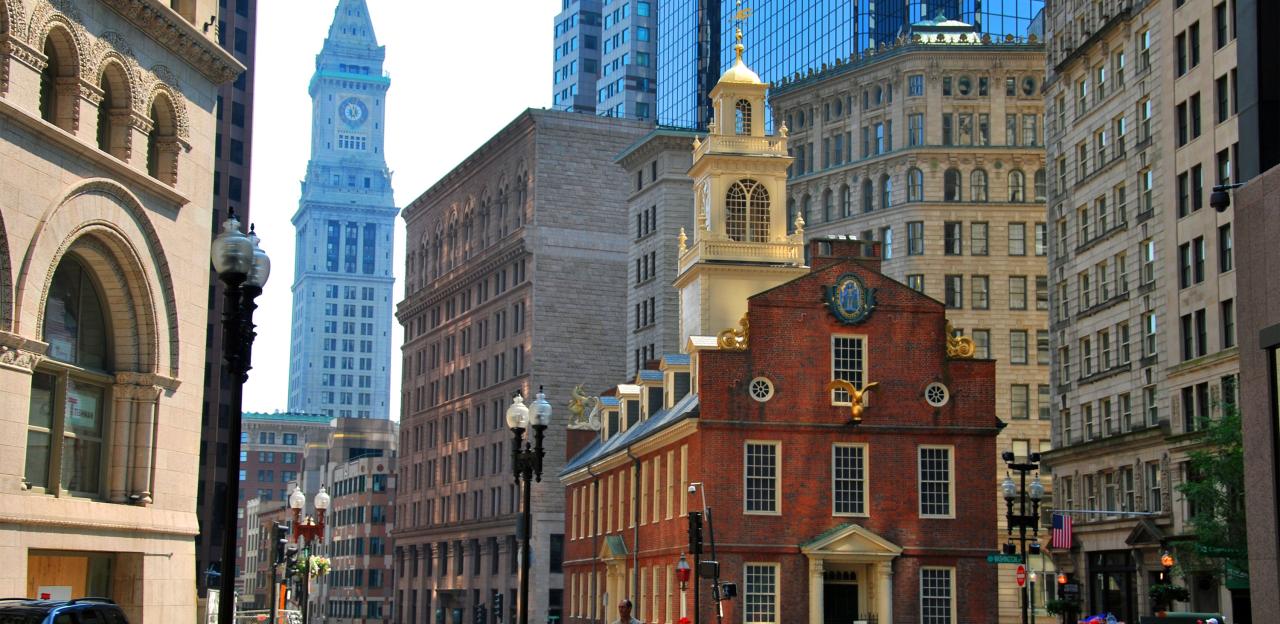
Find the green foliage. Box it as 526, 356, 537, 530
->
1148, 583, 1190, 610
1045, 597, 1079, 616
1174, 404, 1249, 577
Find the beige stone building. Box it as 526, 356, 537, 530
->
1040, 0, 1243, 620
393, 109, 650, 624
0, 0, 241, 622
769, 18, 1053, 623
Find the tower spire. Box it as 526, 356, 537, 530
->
325, 0, 380, 49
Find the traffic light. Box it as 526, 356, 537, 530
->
688, 511, 704, 555
492, 592, 504, 623
273, 523, 289, 565
473, 604, 487, 624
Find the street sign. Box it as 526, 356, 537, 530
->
986, 553, 1023, 564
1062, 582, 1080, 597
1015, 565, 1027, 587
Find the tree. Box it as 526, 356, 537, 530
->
1174, 403, 1247, 579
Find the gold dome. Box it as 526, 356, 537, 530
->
718, 30, 762, 85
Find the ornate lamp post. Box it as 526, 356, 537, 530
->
508, 388, 551, 624
212, 210, 271, 624
288, 485, 330, 624
1002, 451, 1045, 624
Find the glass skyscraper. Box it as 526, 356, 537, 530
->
657, 0, 1044, 129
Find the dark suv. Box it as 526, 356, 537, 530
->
0, 598, 129, 624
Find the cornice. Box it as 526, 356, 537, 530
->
395, 239, 527, 320
100, 0, 244, 85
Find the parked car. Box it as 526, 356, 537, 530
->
1137, 613, 1227, 624
0, 598, 129, 624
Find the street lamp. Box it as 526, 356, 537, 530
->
288, 485, 330, 624
1160, 550, 1175, 581
509, 388, 551, 624
212, 210, 271, 624
1002, 450, 1044, 624
675, 556, 691, 622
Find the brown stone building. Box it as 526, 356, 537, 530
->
393, 109, 651, 624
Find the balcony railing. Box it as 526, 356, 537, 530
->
694, 133, 788, 160
678, 236, 804, 273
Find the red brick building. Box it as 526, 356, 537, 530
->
558, 37, 1000, 624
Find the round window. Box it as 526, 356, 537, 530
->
1022, 76, 1037, 97
924, 382, 950, 407
957, 76, 973, 96
749, 377, 774, 402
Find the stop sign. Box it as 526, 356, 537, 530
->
1015, 565, 1027, 587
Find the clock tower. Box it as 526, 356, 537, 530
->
674, 29, 808, 347
288, 0, 398, 420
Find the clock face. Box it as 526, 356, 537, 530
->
339, 97, 367, 126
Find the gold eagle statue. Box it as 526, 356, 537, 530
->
825, 379, 880, 423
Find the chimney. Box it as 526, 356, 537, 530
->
808, 235, 882, 274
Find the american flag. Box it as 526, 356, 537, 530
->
1051, 513, 1073, 550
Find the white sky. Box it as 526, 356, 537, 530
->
242, 0, 561, 419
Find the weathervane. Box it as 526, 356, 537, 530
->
734, 0, 752, 47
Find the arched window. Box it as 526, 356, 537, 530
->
944, 168, 963, 202
970, 169, 989, 202
727, 183, 748, 240
748, 182, 770, 242
880, 175, 893, 210
840, 184, 852, 217
1009, 170, 1026, 202
735, 99, 752, 134
726, 179, 769, 242
862, 179, 874, 213
800, 194, 811, 227
26, 256, 111, 494
97, 62, 131, 159
146, 92, 180, 184
822, 189, 833, 222
39, 30, 79, 131
1034, 169, 1047, 201
907, 168, 925, 202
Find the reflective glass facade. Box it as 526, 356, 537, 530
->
658, 0, 1044, 129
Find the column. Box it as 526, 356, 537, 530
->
808, 558, 824, 624
876, 561, 893, 623
108, 386, 133, 502
129, 384, 160, 504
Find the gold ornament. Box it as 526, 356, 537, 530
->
825, 379, 880, 422
717, 313, 749, 351
945, 321, 976, 358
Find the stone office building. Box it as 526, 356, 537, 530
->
1040, 0, 1244, 620
768, 17, 1054, 621
0, 0, 241, 621
393, 109, 650, 624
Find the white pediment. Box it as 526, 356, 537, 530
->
801, 523, 903, 561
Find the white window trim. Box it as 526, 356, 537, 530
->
832, 443, 870, 517
918, 445, 956, 519
743, 562, 780, 624
830, 333, 870, 406
919, 566, 958, 624
744, 440, 782, 516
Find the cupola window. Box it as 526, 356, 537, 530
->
725, 179, 770, 243
735, 99, 752, 134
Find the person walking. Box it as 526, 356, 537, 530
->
611, 598, 643, 624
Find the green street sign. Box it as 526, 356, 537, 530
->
987, 554, 1023, 564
